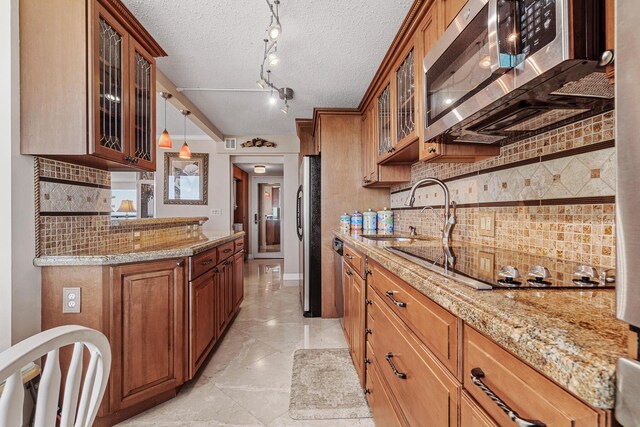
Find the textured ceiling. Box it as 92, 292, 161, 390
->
123, 0, 414, 136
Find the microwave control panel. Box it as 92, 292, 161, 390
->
519, 0, 556, 56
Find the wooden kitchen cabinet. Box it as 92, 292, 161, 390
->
361, 103, 411, 187
343, 244, 366, 385
109, 259, 186, 411
367, 360, 408, 427
371, 289, 459, 427
21, 0, 166, 171
233, 250, 245, 309
442, 0, 469, 28
461, 391, 499, 427
189, 269, 217, 378
464, 325, 601, 427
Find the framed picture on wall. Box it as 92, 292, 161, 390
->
163, 153, 209, 205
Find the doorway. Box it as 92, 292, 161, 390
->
252, 176, 284, 259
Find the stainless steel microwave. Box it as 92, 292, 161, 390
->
423, 0, 613, 145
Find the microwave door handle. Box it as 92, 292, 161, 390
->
488, 0, 515, 75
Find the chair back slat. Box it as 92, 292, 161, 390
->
60, 343, 83, 427
0, 326, 111, 427
73, 350, 99, 427
35, 348, 61, 427
0, 371, 25, 426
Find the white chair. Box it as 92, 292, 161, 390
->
0, 325, 111, 427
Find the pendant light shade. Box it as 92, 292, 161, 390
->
158, 129, 172, 149
179, 142, 191, 159
179, 109, 192, 160
158, 92, 173, 149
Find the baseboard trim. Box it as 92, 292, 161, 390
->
283, 273, 303, 281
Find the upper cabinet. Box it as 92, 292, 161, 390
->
21, 0, 166, 172
442, 0, 469, 28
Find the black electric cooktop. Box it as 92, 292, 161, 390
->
385, 243, 615, 290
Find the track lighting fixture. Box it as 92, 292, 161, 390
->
257, 1, 294, 114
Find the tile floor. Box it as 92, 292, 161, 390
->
118, 259, 375, 426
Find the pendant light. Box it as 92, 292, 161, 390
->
158, 92, 173, 149
179, 110, 192, 159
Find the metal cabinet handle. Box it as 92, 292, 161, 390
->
427, 147, 437, 154
200, 259, 213, 266
364, 358, 372, 365
223, 249, 232, 254
176, 260, 185, 267
345, 254, 354, 260
470, 368, 546, 427
385, 353, 407, 379
365, 328, 373, 335
385, 291, 407, 308
363, 388, 371, 395
365, 299, 373, 305
346, 269, 353, 276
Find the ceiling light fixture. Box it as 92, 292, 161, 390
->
179, 109, 192, 160
257, 1, 294, 114
280, 100, 289, 114
158, 92, 173, 149
254, 165, 267, 174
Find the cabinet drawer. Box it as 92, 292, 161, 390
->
461, 391, 498, 427
368, 360, 408, 427
463, 325, 599, 427
190, 248, 217, 280
217, 241, 235, 262
234, 238, 245, 253
344, 245, 364, 277
369, 259, 459, 376
371, 290, 459, 427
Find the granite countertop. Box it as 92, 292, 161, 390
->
335, 230, 627, 409
34, 230, 245, 267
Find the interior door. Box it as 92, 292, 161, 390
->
251, 176, 284, 258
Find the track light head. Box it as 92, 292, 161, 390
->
267, 51, 280, 66
267, 23, 281, 40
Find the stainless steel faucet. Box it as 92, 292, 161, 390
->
404, 178, 456, 246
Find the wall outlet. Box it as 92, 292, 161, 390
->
210, 209, 222, 216
479, 211, 495, 237
63, 287, 81, 314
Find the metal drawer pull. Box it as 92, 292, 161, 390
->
200, 259, 213, 266
223, 248, 232, 253
345, 254, 354, 260
385, 353, 407, 379
346, 269, 353, 276
385, 291, 407, 308
470, 368, 546, 427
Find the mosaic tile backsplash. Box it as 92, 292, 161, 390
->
391, 112, 617, 269
35, 158, 204, 256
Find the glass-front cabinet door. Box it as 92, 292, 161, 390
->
130, 39, 156, 171
92, 4, 129, 163
395, 47, 417, 147
377, 83, 392, 159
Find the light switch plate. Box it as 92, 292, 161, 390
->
479, 211, 495, 237
63, 287, 81, 314
211, 209, 222, 216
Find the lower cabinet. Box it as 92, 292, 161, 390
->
109, 259, 186, 412
366, 360, 408, 427
460, 392, 498, 427
233, 251, 244, 308
189, 269, 217, 378
361, 255, 613, 427
343, 250, 365, 386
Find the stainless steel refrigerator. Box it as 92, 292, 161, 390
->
297, 155, 322, 317
615, 2, 640, 424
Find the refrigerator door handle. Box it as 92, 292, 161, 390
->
296, 185, 303, 241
